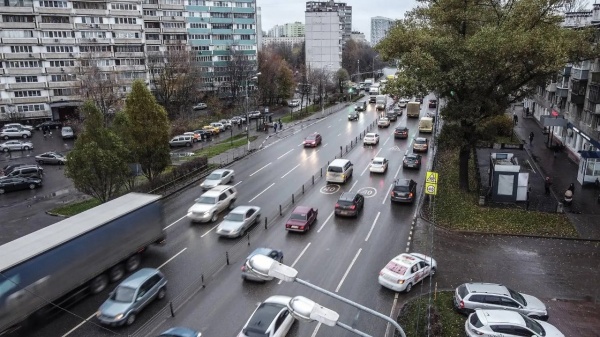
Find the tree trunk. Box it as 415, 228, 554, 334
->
458, 145, 470, 191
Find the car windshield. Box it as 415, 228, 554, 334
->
225, 212, 244, 221
508, 288, 527, 306
206, 173, 222, 180
290, 213, 307, 221
385, 261, 408, 275
306, 136, 316, 141
416, 139, 426, 144
373, 160, 384, 165
521, 313, 544, 335
112, 286, 136, 302
63, 127, 72, 132
395, 185, 410, 192
196, 196, 217, 204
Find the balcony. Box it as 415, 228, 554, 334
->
591, 71, 600, 85
586, 102, 600, 115
0, 22, 36, 29
73, 9, 108, 16
115, 52, 145, 58
144, 15, 160, 21
146, 39, 161, 44
43, 53, 75, 59
3, 52, 40, 60
546, 82, 557, 92
47, 81, 77, 89
45, 66, 77, 74
9, 82, 47, 90
571, 68, 589, 81
161, 16, 185, 21
39, 23, 73, 29
144, 27, 161, 33
36, 7, 71, 14
15, 110, 52, 119
114, 65, 146, 71
50, 95, 80, 103
562, 65, 572, 76
80, 51, 112, 58
114, 38, 142, 44
5, 68, 44, 75
159, 4, 184, 10
108, 10, 140, 17
13, 97, 50, 104
570, 91, 585, 105
1, 37, 37, 44
42, 38, 76, 45
75, 23, 111, 30
556, 85, 569, 98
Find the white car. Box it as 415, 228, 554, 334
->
187, 185, 238, 223
218, 119, 232, 129
378, 253, 437, 292
466, 310, 564, 337
237, 295, 295, 337
248, 111, 262, 119
216, 206, 261, 238
210, 122, 226, 131
288, 99, 301, 107
363, 133, 380, 145
200, 169, 234, 190
0, 140, 33, 152
193, 103, 207, 110
1, 128, 31, 140
377, 117, 391, 128
61, 126, 75, 139
2, 123, 34, 132
369, 157, 389, 173
398, 99, 409, 108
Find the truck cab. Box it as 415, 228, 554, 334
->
376, 95, 387, 111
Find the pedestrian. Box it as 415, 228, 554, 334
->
279, 120, 283, 130
43, 129, 47, 139
526, 186, 531, 210
529, 131, 534, 145
525, 107, 530, 116
544, 177, 552, 195
567, 183, 575, 195
274, 122, 278, 133
513, 112, 518, 126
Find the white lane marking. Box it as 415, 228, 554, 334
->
233, 180, 242, 187
348, 180, 358, 192
165, 215, 187, 230
62, 315, 95, 337
384, 293, 400, 337
158, 247, 187, 269
249, 183, 275, 202
327, 125, 332, 128
306, 149, 321, 159
310, 323, 322, 337
298, 142, 304, 147
277, 149, 294, 159
337, 133, 342, 136
317, 211, 335, 233
279, 242, 311, 285
249, 162, 272, 177
394, 165, 402, 179
322, 143, 328, 147
383, 136, 391, 146
365, 212, 381, 241
361, 163, 371, 176
281, 163, 301, 178
383, 184, 393, 204
335, 248, 362, 292
201, 223, 220, 238
375, 148, 383, 156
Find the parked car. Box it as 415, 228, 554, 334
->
96, 268, 167, 326
193, 103, 207, 110
0, 140, 33, 152
248, 111, 262, 119
1, 164, 43, 179
1, 163, 31, 175
193, 130, 212, 141
210, 122, 226, 132
394, 126, 409, 139
230, 116, 245, 125
158, 327, 202, 337
237, 296, 295, 337
377, 117, 391, 128
200, 169, 234, 190
403, 153, 422, 169
363, 133, 380, 145
413, 137, 429, 152
218, 119, 232, 129
61, 126, 75, 139
303, 133, 322, 147
465, 310, 563, 337
35, 120, 62, 130
215, 206, 261, 238
0, 177, 43, 194
1, 127, 31, 140
35, 152, 67, 165
334, 192, 364, 217
202, 125, 220, 135
169, 135, 193, 147
428, 99, 437, 108
2, 123, 34, 132
285, 205, 318, 232
348, 110, 359, 121
454, 282, 548, 320
183, 131, 202, 143
378, 253, 437, 292
369, 157, 389, 173
241, 247, 284, 282
288, 99, 301, 107
186, 185, 238, 223
391, 178, 417, 203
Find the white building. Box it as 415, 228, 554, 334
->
267, 22, 304, 38
350, 31, 367, 44
305, 1, 344, 71
371, 16, 394, 46
262, 36, 305, 47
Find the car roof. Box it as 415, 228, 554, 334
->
292, 205, 312, 213
373, 157, 385, 161
476, 309, 526, 325
211, 169, 230, 174
230, 205, 255, 213
366, 133, 377, 136
119, 268, 161, 288
159, 327, 199, 337
390, 253, 420, 267
465, 282, 510, 296
406, 153, 421, 158
415, 137, 427, 142
204, 185, 233, 196
394, 178, 412, 186
338, 192, 358, 201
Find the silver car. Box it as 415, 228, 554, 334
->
200, 169, 234, 190
0, 140, 33, 152
1, 127, 31, 140
35, 152, 67, 165
61, 126, 75, 139
216, 206, 261, 238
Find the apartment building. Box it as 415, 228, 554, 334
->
306, 1, 351, 41
262, 36, 305, 47
0, 0, 257, 122
350, 31, 367, 44
524, 5, 600, 184
305, 0, 347, 71
267, 21, 305, 38
370, 16, 394, 46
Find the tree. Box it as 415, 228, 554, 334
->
257, 51, 295, 105
65, 101, 130, 202
335, 68, 350, 94
120, 80, 171, 183
226, 45, 257, 106
342, 39, 384, 82
377, 0, 594, 190
276, 60, 295, 102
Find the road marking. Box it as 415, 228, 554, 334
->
327, 125, 332, 128
281, 163, 301, 178
375, 148, 383, 156
306, 149, 321, 159
279, 242, 311, 285
62, 314, 96, 337
361, 163, 371, 176
348, 180, 358, 192
310, 323, 322, 337
322, 143, 328, 147
165, 215, 187, 230
298, 142, 304, 147
158, 247, 187, 269
233, 180, 242, 187
249, 183, 275, 202
277, 149, 294, 159
335, 248, 362, 292
384, 293, 400, 337
337, 133, 342, 136
317, 211, 334, 233
383, 136, 391, 146
201, 223, 220, 238
249, 162, 272, 177
365, 212, 381, 241
383, 184, 393, 204
394, 165, 402, 179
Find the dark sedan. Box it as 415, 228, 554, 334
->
403, 153, 422, 169
35, 120, 62, 130
334, 192, 364, 217
394, 126, 409, 139
0, 177, 42, 194
390, 179, 417, 203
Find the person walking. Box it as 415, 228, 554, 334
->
513, 112, 518, 126
529, 131, 534, 145
544, 177, 552, 195
274, 122, 278, 133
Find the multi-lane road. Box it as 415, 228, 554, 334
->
24, 95, 436, 337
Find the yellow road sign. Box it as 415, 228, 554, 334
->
426, 171, 438, 184
425, 183, 437, 195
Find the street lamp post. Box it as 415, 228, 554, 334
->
372, 55, 379, 80
246, 255, 407, 337
357, 60, 360, 81
245, 72, 261, 151
321, 64, 332, 116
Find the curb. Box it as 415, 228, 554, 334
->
45, 211, 68, 218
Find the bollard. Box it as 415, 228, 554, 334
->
201, 274, 205, 288
264, 217, 268, 229
226, 251, 230, 265
292, 194, 295, 204
169, 301, 175, 317
340, 146, 343, 157
312, 175, 315, 185
351, 140, 353, 147
279, 204, 282, 215
247, 232, 250, 245
321, 167, 323, 177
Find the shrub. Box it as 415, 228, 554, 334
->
482, 115, 513, 138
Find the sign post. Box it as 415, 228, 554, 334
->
425, 171, 438, 196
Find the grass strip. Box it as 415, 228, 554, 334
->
398, 291, 465, 337
50, 198, 101, 217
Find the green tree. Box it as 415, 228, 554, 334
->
65, 101, 130, 202
377, 0, 594, 190
121, 80, 171, 183
276, 61, 295, 101
335, 68, 350, 94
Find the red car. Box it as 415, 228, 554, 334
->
285, 206, 318, 232
303, 133, 322, 147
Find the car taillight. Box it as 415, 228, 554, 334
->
391, 191, 395, 196
459, 300, 464, 309
409, 193, 414, 198
241, 265, 246, 271
335, 203, 340, 208
350, 205, 356, 210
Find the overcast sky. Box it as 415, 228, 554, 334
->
257, 0, 418, 41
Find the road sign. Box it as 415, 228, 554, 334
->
426, 171, 438, 184
425, 183, 437, 195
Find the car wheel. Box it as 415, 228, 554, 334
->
157, 287, 166, 300
405, 283, 413, 293
3, 136, 8, 140
109, 264, 125, 282
24, 146, 31, 151
125, 313, 136, 326
210, 212, 218, 222
185, 142, 191, 147
28, 183, 36, 190
89, 274, 109, 294
228, 200, 234, 210
2, 148, 8, 152
0, 188, 5, 194
37, 160, 44, 164
22, 134, 29, 139
125, 254, 141, 272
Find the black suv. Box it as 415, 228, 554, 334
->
335, 192, 364, 217
394, 126, 409, 139
391, 179, 417, 203
403, 153, 422, 169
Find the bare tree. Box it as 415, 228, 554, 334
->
147, 43, 201, 119
2, 105, 24, 122
226, 44, 257, 107
560, 0, 589, 13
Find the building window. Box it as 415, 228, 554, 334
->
53, 88, 76, 96
143, 0, 158, 4
81, 31, 108, 38
196, 56, 212, 62
189, 34, 210, 40
17, 104, 45, 112
41, 16, 70, 23
48, 60, 75, 67
114, 31, 140, 39
119, 71, 145, 79
42, 30, 75, 38
238, 34, 251, 40
189, 0, 205, 5
233, 13, 253, 19
7, 61, 42, 68
3, 15, 35, 22
164, 11, 183, 16
190, 23, 207, 29
14, 90, 42, 97
192, 46, 210, 51
145, 33, 160, 40
213, 1, 230, 6
15, 76, 38, 83
81, 16, 104, 24
111, 3, 136, 10
213, 34, 232, 40
217, 56, 229, 61
2, 30, 34, 38
143, 10, 156, 16
211, 12, 231, 18
72, 1, 106, 9
147, 45, 160, 52
164, 34, 185, 40
51, 74, 76, 81
163, 22, 185, 28
10, 46, 33, 53
80, 45, 111, 52
46, 45, 74, 53
162, 0, 182, 4
39, 1, 67, 7
115, 17, 137, 24
114, 45, 144, 52
3, 0, 33, 7
80, 59, 112, 67
212, 23, 232, 29
115, 58, 145, 66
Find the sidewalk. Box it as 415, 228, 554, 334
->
512, 106, 600, 239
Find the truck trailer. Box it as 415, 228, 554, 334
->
0, 193, 166, 333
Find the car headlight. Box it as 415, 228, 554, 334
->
397, 279, 405, 284
114, 313, 124, 320
203, 211, 210, 215
95, 311, 101, 318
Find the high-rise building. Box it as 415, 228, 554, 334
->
306, 1, 351, 41
371, 16, 394, 46
257, 7, 263, 51
267, 22, 305, 38
305, 1, 349, 71
0, 0, 258, 122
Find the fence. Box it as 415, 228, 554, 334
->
128, 120, 378, 337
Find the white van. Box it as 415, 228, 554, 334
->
407, 102, 421, 118
418, 116, 434, 133
326, 159, 354, 184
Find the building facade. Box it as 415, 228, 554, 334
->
305, 1, 346, 71
0, 0, 258, 122
350, 31, 367, 44
370, 16, 394, 46
262, 36, 304, 47
524, 5, 600, 184
267, 21, 304, 38
306, 1, 351, 41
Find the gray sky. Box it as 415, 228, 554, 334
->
257, 0, 418, 42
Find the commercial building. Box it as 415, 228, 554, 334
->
370, 16, 394, 46
305, 0, 350, 71
0, 0, 258, 122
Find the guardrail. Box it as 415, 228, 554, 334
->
128, 120, 379, 337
